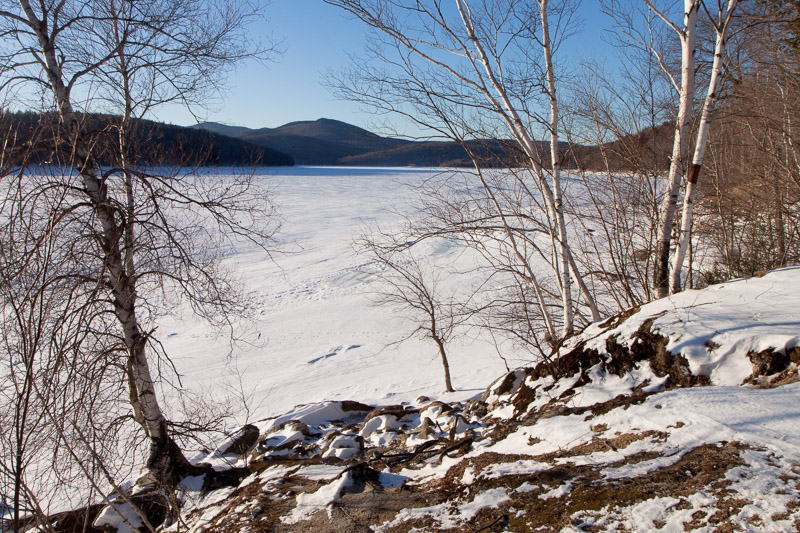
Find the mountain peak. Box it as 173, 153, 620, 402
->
271, 118, 382, 141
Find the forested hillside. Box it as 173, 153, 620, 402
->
2, 111, 294, 167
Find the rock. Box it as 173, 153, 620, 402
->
260, 420, 312, 440
481, 370, 528, 404
340, 400, 375, 412
363, 405, 418, 424
463, 399, 488, 420
218, 424, 260, 456
345, 463, 381, 489
47, 504, 106, 533
93, 488, 169, 532
413, 417, 438, 439
252, 421, 315, 459
321, 434, 364, 460
748, 347, 792, 379
419, 401, 454, 417
446, 415, 470, 440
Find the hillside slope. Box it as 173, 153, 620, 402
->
2, 112, 294, 166
80, 267, 800, 532
199, 118, 411, 165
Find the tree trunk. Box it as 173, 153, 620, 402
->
541, 0, 574, 337
433, 335, 454, 393
653, 0, 699, 299
670, 0, 738, 293
568, 250, 601, 321
19, 0, 189, 487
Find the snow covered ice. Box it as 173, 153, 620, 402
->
159, 166, 508, 422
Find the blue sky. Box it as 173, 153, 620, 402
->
159, 0, 372, 130
159, 0, 614, 135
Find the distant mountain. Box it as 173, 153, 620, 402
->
125, 118, 294, 166
340, 138, 526, 167
205, 118, 413, 166
194, 121, 254, 138
193, 117, 671, 170
259, 118, 396, 142
196, 118, 524, 167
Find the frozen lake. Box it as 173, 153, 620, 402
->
159, 166, 508, 423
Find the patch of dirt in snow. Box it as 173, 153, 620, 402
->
416, 442, 746, 532
533, 429, 669, 462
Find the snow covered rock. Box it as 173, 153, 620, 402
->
555, 266, 800, 388
216, 424, 260, 457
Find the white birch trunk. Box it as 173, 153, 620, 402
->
653, 0, 699, 299
670, 0, 738, 293
541, 0, 574, 337
18, 0, 182, 482
568, 251, 601, 321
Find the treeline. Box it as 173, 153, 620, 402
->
0, 110, 294, 167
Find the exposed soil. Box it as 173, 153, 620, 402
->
479, 442, 746, 532
533, 430, 669, 461
746, 346, 800, 386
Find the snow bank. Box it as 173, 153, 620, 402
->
570, 267, 800, 386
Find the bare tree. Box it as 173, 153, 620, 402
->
565, 0, 705, 305
641, 0, 701, 299
670, 0, 739, 292
326, 0, 598, 346
0, 158, 141, 531
0, 165, 63, 533
600, 0, 740, 297
360, 234, 467, 393
0, 0, 274, 496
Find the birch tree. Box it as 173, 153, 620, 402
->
645, 0, 701, 299
326, 0, 598, 345
603, 0, 739, 297
670, 0, 739, 292
0, 0, 273, 489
